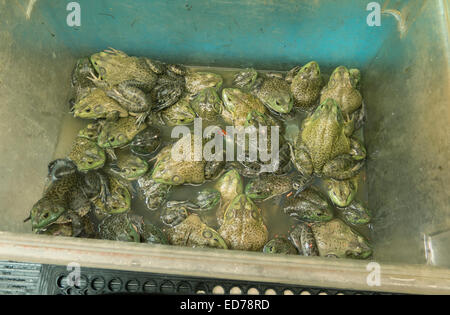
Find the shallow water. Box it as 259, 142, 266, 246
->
52, 66, 370, 248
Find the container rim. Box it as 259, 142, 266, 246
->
0, 232, 448, 294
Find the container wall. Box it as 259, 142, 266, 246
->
363, 0, 450, 266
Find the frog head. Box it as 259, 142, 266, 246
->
30, 199, 66, 231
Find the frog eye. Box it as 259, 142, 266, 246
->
202, 230, 213, 239
84, 107, 92, 113
117, 134, 126, 142
171, 175, 182, 184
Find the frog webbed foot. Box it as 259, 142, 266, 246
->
322, 154, 365, 180
353, 100, 366, 131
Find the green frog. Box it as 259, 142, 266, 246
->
288, 223, 319, 256
218, 194, 268, 251
97, 116, 147, 150
245, 173, 310, 201
324, 176, 359, 208
263, 237, 298, 255
72, 87, 129, 121
92, 175, 131, 219
89, 48, 158, 124
234, 68, 293, 114
214, 169, 243, 226
152, 136, 224, 185
106, 150, 148, 181
310, 219, 372, 259
166, 214, 228, 249
190, 87, 223, 121
98, 213, 142, 242
221, 88, 267, 127
68, 137, 106, 172
137, 172, 172, 211
337, 200, 371, 226
160, 202, 190, 227
70, 57, 97, 107
320, 66, 362, 117
130, 125, 161, 156
185, 71, 223, 95
283, 187, 334, 223
159, 97, 196, 126
287, 61, 323, 110
291, 98, 364, 180
78, 122, 102, 142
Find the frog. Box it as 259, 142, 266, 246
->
166, 214, 228, 249
233, 68, 293, 114
310, 218, 372, 259
185, 71, 223, 95
160, 202, 190, 227
39, 216, 97, 239
320, 66, 363, 117
130, 125, 161, 157
283, 187, 334, 223
30, 171, 88, 231
150, 69, 185, 111
151, 136, 224, 186
245, 173, 311, 201
106, 150, 148, 181
221, 88, 267, 127
68, 136, 106, 172
70, 57, 97, 108
290, 98, 365, 181
234, 140, 292, 178
159, 96, 196, 126
337, 200, 371, 226
288, 223, 319, 256
263, 237, 298, 255
98, 213, 142, 242
97, 116, 147, 150
169, 188, 221, 212
72, 87, 129, 121
218, 194, 268, 251
141, 221, 169, 245
89, 48, 158, 125
213, 169, 243, 226
190, 87, 223, 121
78, 122, 102, 142
324, 176, 359, 208
137, 171, 172, 211
287, 61, 324, 110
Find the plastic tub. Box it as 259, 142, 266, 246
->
0, 0, 448, 294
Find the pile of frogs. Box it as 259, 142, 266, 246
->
28, 48, 372, 259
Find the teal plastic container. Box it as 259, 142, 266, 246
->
0, 0, 449, 292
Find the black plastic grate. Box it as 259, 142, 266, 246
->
40, 264, 395, 295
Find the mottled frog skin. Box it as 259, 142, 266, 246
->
221, 88, 267, 127
68, 137, 106, 172
289, 61, 323, 110
288, 223, 319, 256
283, 187, 334, 223
167, 214, 228, 249
218, 194, 268, 251
151, 136, 207, 185
263, 237, 298, 255
320, 66, 362, 116
311, 219, 372, 259
97, 117, 147, 149
185, 71, 223, 94
214, 169, 243, 226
